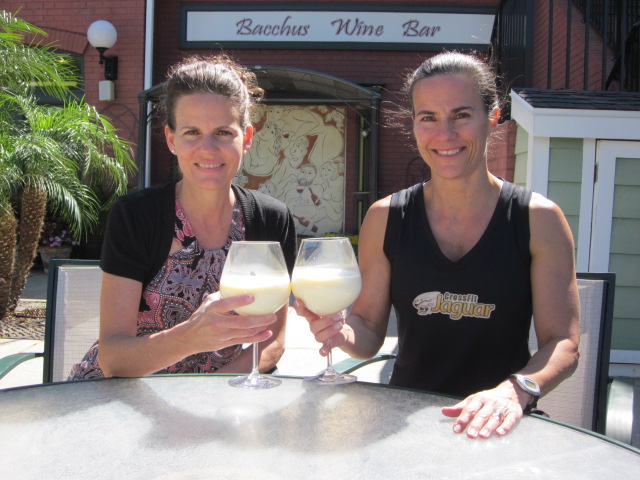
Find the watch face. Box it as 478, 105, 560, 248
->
522, 377, 538, 391
512, 374, 541, 396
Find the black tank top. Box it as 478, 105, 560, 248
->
384, 181, 533, 398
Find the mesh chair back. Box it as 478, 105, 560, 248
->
43, 260, 102, 383
528, 273, 615, 433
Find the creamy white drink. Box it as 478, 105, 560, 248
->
219, 274, 290, 315
291, 266, 362, 316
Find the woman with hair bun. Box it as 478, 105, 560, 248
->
69, 55, 296, 380
294, 51, 580, 438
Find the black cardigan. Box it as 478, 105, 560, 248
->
101, 182, 297, 288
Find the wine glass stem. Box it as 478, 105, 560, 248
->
324, 339, 337, 376
250, 342, 260, 377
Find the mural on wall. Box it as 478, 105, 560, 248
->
234, 105, 346, 236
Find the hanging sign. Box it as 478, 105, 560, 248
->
180, 4, 495, 50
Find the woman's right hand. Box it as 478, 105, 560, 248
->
181, 292, 278, 353
292, 298, 349, 356
99, 275, 280, 377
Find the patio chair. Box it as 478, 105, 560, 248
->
0, 259, 102, 384
530, 272, 616, 435
333, 273, 627, 440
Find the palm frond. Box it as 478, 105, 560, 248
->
0, 11, 81, 100
0, 10, 48, 40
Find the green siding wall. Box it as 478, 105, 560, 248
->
610, 157, 640, 350
547, 138, 583, 257
513, 125, 528, 186
504, 125, 639, 351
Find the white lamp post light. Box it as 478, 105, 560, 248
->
87, 20, 118, 81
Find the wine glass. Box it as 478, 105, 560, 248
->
219, 241, 291, 389
291, 237, 362, 384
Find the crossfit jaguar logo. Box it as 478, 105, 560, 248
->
412, 291, 495, 320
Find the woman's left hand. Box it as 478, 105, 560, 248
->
441, 382, 525, 438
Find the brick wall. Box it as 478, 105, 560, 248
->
3, 0, 146, 186
3, 0, 512, 207
152, 0, 502, 201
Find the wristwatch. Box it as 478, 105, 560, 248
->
509, 374, 541, 414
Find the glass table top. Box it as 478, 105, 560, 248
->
1, 375, 639, 479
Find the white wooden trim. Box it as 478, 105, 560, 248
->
590, 141, 617, 271
610, 350, 640, 378
576, 139, 596, 272
605, 141, 640, 159
510, 92, 534, 134
527, 136, 549, 196
609, 365, 640, 377
524, 126, 534, 188
590, 141, 640, 271
509, 91, 640, 141
529, 109, 639, 140
611, 349, 640, 364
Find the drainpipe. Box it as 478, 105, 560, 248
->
143, 0, 155, 188
369, 96, 380, 207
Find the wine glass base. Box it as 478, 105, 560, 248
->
304, 372, 357, 385
228, 374, 282, 389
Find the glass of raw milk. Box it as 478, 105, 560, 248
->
291, 237, 362, 384
219, 241, 291, 389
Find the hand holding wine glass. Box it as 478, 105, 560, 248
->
219, 241, 291, 389
291, 237, 362, 384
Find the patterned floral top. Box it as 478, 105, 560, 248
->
68, 197, 245, 380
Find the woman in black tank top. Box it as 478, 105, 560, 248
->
293, 51, 579, 439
